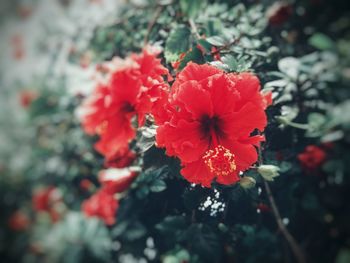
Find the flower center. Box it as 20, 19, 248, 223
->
203, 145, 236, 176
201, 115, 220, 136
121, 102, 135, 113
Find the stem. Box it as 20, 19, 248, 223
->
211, 35, 242, 56
264, 181, 306, 263
258, 146, 306, 263
189, 18, 200, 39
287, 121, 309, 130
143, 5, 164, 45
276, 117, 309, 130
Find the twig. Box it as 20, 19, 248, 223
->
191, 209, 196, 223
211, 35, 242, 56
189, 18, 200, 39
143, 5, 164, 45
264, 181, 306, 263
258, 146, 306, 263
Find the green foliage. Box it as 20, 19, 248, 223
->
308, 33, 336, 51
179, 0, 206, 18
132, 167, 168, 198
165, 25, 192, 63
42, 213, 111, 263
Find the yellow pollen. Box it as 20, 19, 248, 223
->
203, 145, 236, 176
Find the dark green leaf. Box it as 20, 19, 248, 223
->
180, 0, 206, 18
184, 224, 222, 262
165, 25, 191, 63
150, 179, 167, 192
206, 36, 227, 47
308, 33, 335, 50
155, 215, 187, 235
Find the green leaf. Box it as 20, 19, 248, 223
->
150, 179, 167, 192
136, 186, 149, 199
221, 55, 238, 70
206, 36, 227, 47
184, 224, 222, 262
204, 18, 224, 36
197, 39, 212, 53
124, 221, 147, 241
165, 25, 191, 63
308, 33, 335, 50
178, 46, 205, 70
180, 0, 206, 18
155, 216, 187, 235
213, 55, 253, 72
336, 249, 350, 263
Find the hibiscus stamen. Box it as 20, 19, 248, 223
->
203, 145, 236, 176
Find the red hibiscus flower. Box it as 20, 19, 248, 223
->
298, 145, 327, 171
103, 142, 136, 169
32, 186, 61, 212
98, 167, 140, 194
211, 47, 221, 61
80, 179, 94, 191
8, 210, 30, 231
82, 190, 119, 226
32, 186, 62, 222
19, 90, 38, 108
156, 63, 271, 187
256, 203, 271, 213
80, 47, 170, 162
266, 2, 293, 26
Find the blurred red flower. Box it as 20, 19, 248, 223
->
211, 47, 221, 61
266, 2, 293, 26
298, 145, 327, 171
80, 47, 170, 163
257, 203, 271, 213
8, 210, 30, 231
32, 186, 60, 211
104, 148, 136, 168
80, 179, 94, 191
32, 186, 62, 222
156, 63, 271, 187
82, 190, 119, 226
19, 90, 38, 108
98, 167, 139, 194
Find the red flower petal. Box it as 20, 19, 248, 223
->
221, 102, 267, 139
172, 62, 221, 95
206, 74, 239, 116
215, 170, 240, 185
228, 72, 266, 111
156, 120, 208, 163
82, 190, 119, 226
94, 114, 135, 160
176, 81, 213, 120
181, 160, 215, 187
177, 62, 222, 83
104, 148, 136, 168
221, 139, 258, 171
99, 168, 139, 194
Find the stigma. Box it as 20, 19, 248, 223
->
203, 145, 236, 176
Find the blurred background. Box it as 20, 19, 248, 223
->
0, 0, 350, 263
